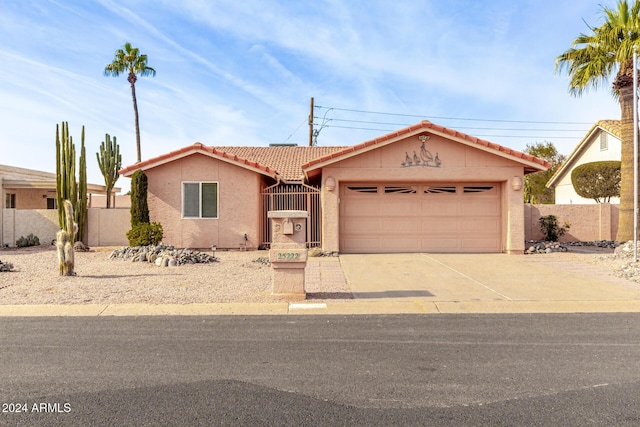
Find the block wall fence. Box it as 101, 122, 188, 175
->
2, 208, 130, 247
1, 203, 622, 249
524, 203, 618, 242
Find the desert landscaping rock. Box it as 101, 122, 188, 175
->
109, 244, 218, 266
0, 260, 13, 272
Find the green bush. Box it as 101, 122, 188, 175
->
538, 215, 570, 241
16, 233, 40, 248
571, 161, 621, 203
126, 222, 163, 246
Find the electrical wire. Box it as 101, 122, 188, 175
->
315, 105, 594, 125
281, 118, 307, 143
310, 104, 599, 143
317, 117, 588, 132
321, 124, 583, 139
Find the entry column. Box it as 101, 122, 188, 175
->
268, 210, 309, 299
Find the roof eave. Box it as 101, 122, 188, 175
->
120, 144, 279, 180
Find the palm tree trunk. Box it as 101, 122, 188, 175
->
128, 73, 142, 163
616, 83, 637, 242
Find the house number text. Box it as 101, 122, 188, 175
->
277, 252, 300, 260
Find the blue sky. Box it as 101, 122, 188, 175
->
0, 0, 624, 192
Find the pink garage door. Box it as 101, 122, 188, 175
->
339, 183, 502, 253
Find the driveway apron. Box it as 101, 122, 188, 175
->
339, 253, 640, 303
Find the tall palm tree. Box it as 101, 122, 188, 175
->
556, 0, 640, 242
104, 42, 156, 164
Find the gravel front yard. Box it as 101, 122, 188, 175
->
2, 243, 640, 306
0, 246, 278, 305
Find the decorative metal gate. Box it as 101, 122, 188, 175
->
260, 183, 321, 248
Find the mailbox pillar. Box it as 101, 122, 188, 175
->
268, 210, 308, 299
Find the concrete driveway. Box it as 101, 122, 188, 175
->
338, 253, 640, 313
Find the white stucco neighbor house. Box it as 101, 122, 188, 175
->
546, 120, 621, 204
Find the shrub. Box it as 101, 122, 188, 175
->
126, 222, 163, 246
16, 233, 40, 248
538, 215, 570, 241
571, 161, 621, 203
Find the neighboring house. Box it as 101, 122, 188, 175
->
120, 121, 549, 254
1, 164, 121, 209
546, 120, 621, 204
1, 164, 121, 246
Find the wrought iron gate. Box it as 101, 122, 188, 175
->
260, 183, 321, 248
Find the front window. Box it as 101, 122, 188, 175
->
5, 193, 15, 209
182, 182, 218, 218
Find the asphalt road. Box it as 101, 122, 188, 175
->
1, 314, 640, 426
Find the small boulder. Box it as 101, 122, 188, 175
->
308, 247, 322, 257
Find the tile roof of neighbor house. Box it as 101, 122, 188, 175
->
0, 164, 119, 193
0, 164, 56, 181
546, 119, 621, 188
301, 120, 551, 173
596, 119, 621, 138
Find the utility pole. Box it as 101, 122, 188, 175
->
308, 97, 314, 146
634, 47, 638, 261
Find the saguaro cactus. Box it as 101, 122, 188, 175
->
77, 129, 87, 242
96, 133, 121, 208
55, 122, 88, 244
56, 200, 77, 276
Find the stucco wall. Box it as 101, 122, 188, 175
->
144, 153, 262, 249
86, 208, 130, 246
524, 203, 619, 242
319, 135, 528, 253
89, 194, 131, 208
2, 208, 129, 247
2, 209, 58, 246
3, 188, 57, 209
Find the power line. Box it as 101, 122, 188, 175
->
322, 124, 583, 139
317, 117, 588, 132
315, 105, 594, 125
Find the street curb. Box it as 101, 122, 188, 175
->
2, 300, 640, 316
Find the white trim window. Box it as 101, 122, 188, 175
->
182, 182, 218, 218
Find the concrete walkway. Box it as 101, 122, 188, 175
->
2, 253, 640, 316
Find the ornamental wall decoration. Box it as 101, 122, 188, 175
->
400, 135, 441, 168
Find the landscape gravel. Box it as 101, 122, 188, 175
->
2, 243, 640, 305
0, 245, 347, 305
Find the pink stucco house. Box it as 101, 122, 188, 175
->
120, 121, 549, 254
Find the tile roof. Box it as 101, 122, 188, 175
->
213, 146, 346, 181
120, 120, 552, 182
119, 143, 347, 181
302, 120, 551, 173
596, 119, 621, 138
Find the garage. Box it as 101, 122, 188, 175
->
302, 120, 550, 254
340, 183, 501, 253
